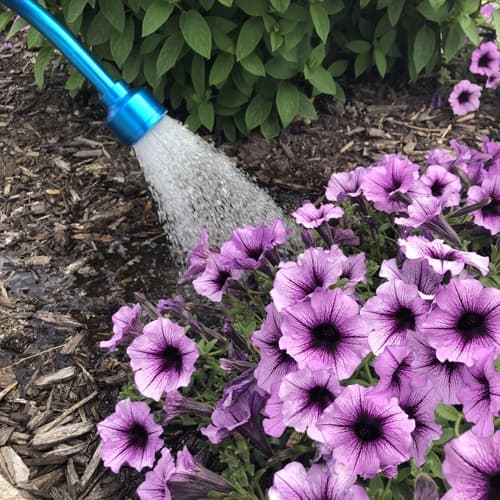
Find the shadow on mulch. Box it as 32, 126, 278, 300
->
0, 36, 499, 498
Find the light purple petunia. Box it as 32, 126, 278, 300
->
469, 41, 500, 77
360, 279, 430, 355
420, 164, 462, 207
397, 382, 442, 467
127, 317, 199, 400
270, 246, 346, 311
325, 166, 365, 201
481, 2, 499, 19
398, 235, 490, 276
292, 201, 344, 228
163, 390, 212, 422
220, 219, 290, 270
280, 289, 369, 378
100, 303, 143, 351
441, 430, 500, 500
421, 278, 500, 367
458, 351, 500, 437
262, 382, 287, 438
180, 228, 211, 281
425, 148, 455, 170
136, 447, 175, 500
448, 80, 482, 116
360, 154, 422, 213
97, 398, 164, 473
316, 384, 415, 478
192, 252, 243, 302
371, 345, 427, 397
407, 331, 466, 405
339, 252, 366, 294
268, 461, 369, 500
467, 174, 500, 235
251, 303, 298, 393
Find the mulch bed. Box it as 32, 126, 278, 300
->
0, 35, 498, 498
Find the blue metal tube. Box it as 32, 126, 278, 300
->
0, 0, 166, 145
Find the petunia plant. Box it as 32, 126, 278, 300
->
98, 135, 500, 499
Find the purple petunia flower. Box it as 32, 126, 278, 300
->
360, 154, 423, 213
360, 280, 430, 355
469, 41, 500, 77
467, 174, 500, 235
339, 252, 366, 294
262, 382, 287, 438
420, 164, 462, 207
136, 447, 175, 499
316, 384, 415, 478
292, 201, 344, 228
486, 71, 500, 89
398, 235, 490, 276
397, 383, 441, 466
220, 219, 290, 270
163, 390, 213, 422
448, 80, 482, 116
371, 345, 427, 397
192, 252, 243, 302
441, 430, 500, 500
481, 2, 499, 19
268, 461, 369, 500
100, 303, 143, 351
270, 246, 346, 311
325, 166, 365, 201
458, 351, 500, 437
421, 278, 500, 367
425, 148, 455, 170
127, 318, 199, 400
97, 398, 164, 473
180, 228, 211, 281
280, 289, 369, 378
251, 303, 298, 392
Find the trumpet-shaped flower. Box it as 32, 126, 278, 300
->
316, 384, 415, 478
448, 80, 482, 116
292, 202, 344, 228
100, 303, 142, 351
441, 430, 500, 500
469, 41, 500, 77
127, 318, 199, 400
136, 447, 175, 500
421, 279, 500, 367
467, 175, 500, 235
280, 289, 369, 378
420, 164, 462, 207
97, 399, 164, 473
326, 166, 365, 201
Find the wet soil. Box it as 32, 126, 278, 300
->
0, 35, 498, 498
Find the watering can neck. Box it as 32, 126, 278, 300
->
1, 0, 166, 145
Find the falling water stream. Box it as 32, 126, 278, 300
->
133, 115, 286, 259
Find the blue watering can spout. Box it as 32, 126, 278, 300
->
0, 0, 166, 145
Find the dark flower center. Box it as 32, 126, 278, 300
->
482, 199, 500, 217
246, 245, 264, 260
391, 359, 410, 388
394, 307, 416, 331
307, 385, 335, 411
458, 91, 471, 104
486, 471, 500, 500
160, 345, 183, 373
128, 423, 149, 448
456, 311, 486, 340
431, 181, 444, 197
215, 270, 231, 288
478, 53, 492, 68
353, 412, 382, 442
311, 322, 341, 351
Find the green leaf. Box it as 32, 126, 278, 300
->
236, 17, 264, 61
179, 10, 212, 59
191, 55, 206, 95
6, 15, 29, 40
345, 39, 372, 53
265, 56, 299, 79
142, 2, 174, 36
34, 46, 53, 89
413, 24, 435, 73
240, 53, 266, 76
270, 0, 291, 13
460, 0, 481, 15
260, 113, 281, 139
494, 9, 500, 38
209, 53, 235, 86
444, 21, 465, 62
377, 29, 396, 53
307, 44, 326, 69
458, 14, 480, 45
435, 403, 461, 422
26, 27, 44, 49
298, 92, 317, 121
417, 0, 449, 22
304, 66, 336, 95
428, 0, 446, 7
99, 0, 125, 32
86, 12, 112, 45
373, 48, 387, 77
157, 32, 185, 76
328, 59, 348, 77
110, 17, 135, 68
122, 49, 142, 82
222, 118, 236, 142
276, 82, 300, 127
198, 101, 215, 130
387, 0, 404, 26
65, 69, 86, 93
218, 0, 233, 6
235, 0, 267, 16
245, 94, 273, 130
0, 11, 15, 33
66, 0, 89, 23
310, 3, 330, 43
354, 51, 371, 77
270, 32, 283, 52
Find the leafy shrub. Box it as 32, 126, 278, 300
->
1, 0, 485, 139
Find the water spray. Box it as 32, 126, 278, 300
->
1, 0, 286, 258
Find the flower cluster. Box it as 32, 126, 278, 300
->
448, 8, 499, 116
98, 137, 500, 499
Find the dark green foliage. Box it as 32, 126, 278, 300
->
2, 0, 482, 139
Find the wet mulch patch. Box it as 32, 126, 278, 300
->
0, 37, 499, 498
